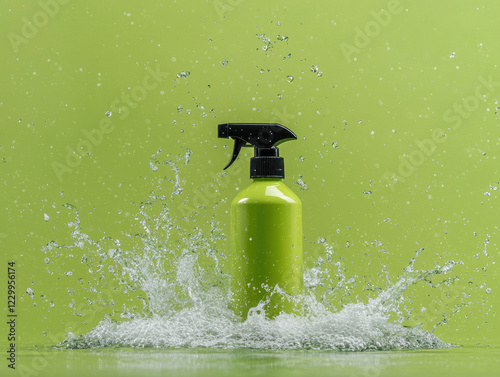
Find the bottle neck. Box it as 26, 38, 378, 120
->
250, 147, 285, 178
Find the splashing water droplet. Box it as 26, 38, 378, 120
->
296, 178, 309, 190
176, 71, 190, 79
46, 152, 472, 352
26, 288, 34, 299
184, 149, 192, 165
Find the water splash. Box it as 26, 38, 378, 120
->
44, 151, 466, 351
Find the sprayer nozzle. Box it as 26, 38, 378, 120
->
218, 124, 229, 139
217, 123, 297, 177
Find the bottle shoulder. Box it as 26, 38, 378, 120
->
232, 180, 301, 205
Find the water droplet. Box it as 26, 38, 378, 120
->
277, 94, 282, 99
221, 59, 228, 66
450, 52, 456, 58
332, 142, 338, 149
176, 71, 190, 79
286, 75, 294, 82
44, 257, 50, 264
296, 178, 308, 190
310, 65, 319, 73
300, 156, 305, 161
177, 106, 183, 113
50, 301, 55, 308
486, 288, 492, 294
43, 213, 50, 221
105, 110, 112, 117
26, 288, 34, 299
65, 271, 73, 277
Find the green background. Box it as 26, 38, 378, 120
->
1, 0, 499, 351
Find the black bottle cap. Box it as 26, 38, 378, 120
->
250, 147, 284, 178
217, 123, 296, 178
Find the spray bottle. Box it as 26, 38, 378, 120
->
218, 123, 303, 320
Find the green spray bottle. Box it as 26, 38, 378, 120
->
218, 123, 303, 320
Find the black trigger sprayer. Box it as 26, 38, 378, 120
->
218, 123, 297, 178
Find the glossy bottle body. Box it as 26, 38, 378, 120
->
230, 178, 303, 319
